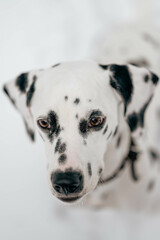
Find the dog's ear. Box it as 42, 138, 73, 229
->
100, 64, 159, 135
3, 70, 40, 142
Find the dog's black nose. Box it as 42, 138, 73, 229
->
51, 171, 83, 195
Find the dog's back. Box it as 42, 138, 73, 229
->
87, 25, 160, 210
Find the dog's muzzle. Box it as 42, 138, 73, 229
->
51, 170, 83, 202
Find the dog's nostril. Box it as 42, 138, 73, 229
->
54, 185, 62, 193
51, 171, 83, 195
67, 184, 79, 193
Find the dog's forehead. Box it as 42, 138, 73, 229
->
38, 61, 106, 89
32, 61, 115, 117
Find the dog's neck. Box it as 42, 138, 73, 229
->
101, 107, 131, 184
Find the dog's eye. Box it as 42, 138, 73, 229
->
88, 117, 104, 127
37, 119, 50, 129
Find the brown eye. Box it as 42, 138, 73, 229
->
88, 117, 104, 127
38, 119, 50, 129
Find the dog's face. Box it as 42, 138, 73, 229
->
28, 62, 119, 202
3, 61, 158, 203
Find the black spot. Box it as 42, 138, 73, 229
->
128, 150, 139, 163
144, 75, 149, 83
131, 138, 136, 147
107, 131, 112, 140
59, 142, 66, 154
127, 97, 153, 132
151, 72, 159, 85
55, 138, 61, 153
87, 163, 92, 177
109, 65, 133, 114
127, 112, 139, 132
47, 111, 61, 142
127, 62, 139, 67
24, 120, 35, 142
55, 125, 61, 137
74, 98, 80, 104
128, 139, 139, 181
147, 180, 155, 192
99, 64, 108, 70
98, 168, 103, 176
3, 85, 10, 97
79, 119, 88, 137
16, 73, 28, 93
117, 135, 121, 147
52, 63, 60, 68
33, 75, 37, 81
150, 150, 158, 159
83, 140, 87, 145
113, 126, 118, 136
3, 85, 16, 106
88, 99, 92, 102
58, 154, 67, 164
131, 160, 140, 184
75, 114, 78, 119
149, 149, 159, 162
26, 76, 37, 107
103, 125, 108, 135
64, 96, 68, 101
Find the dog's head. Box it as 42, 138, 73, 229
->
3, 61, 158, 203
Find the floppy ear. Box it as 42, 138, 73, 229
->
100, 64, 159, 135
3, 70, 40, 142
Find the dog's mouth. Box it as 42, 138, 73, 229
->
58, 196, 82, 203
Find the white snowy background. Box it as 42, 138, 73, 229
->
1, 0, 160, 239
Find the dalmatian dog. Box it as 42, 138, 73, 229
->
3, 29, 160, 210
3, 61, 160, 210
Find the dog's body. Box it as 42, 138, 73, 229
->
3, 27, 160, 211
88, 26, 160, 210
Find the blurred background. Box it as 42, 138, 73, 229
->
1, 0, 160, 239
